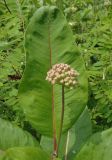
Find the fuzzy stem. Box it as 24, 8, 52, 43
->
57, 85, 65, 155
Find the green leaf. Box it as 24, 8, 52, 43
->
32, 0, 40, 7
0, 39, 20, 50
0, 118, 39, 150
9, 88, 18, 97
41, 107, 92, 159
0, 41, 12, 50
74, 128, 112, 160
65, 107, 92, 160
0, 147, 50, 160
0, 82, 3, 87
19, 6, 88, 137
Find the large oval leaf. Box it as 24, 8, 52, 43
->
0, 147, 50, 160
74, 128, 112, 160
19, 6, 88, 137
0, 118, 39, 150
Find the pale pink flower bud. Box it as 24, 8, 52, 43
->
64, 78, 68, 82
48, 77, 52, 81
57, 68, 61, 73
69, 80, 72, 84
70, 76, 74, 80
60, 73, 65, 78
51, 80, 55, 84
75, 71, 80, 76
60, 79, 64, 83
46, 77, 48, 80
55, 72, 58, 76
65, 82, 69, 86
73, 81, 77, 85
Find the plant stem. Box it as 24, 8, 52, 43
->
52, 85, 58, 159
57, 85, 65, 155
3, 0, 11, 14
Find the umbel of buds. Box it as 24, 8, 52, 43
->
46, 63, 79, 89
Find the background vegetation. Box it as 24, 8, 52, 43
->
0, 0, 112, 138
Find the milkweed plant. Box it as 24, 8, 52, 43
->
46, 63, 79, 158
1, 5, 111, 160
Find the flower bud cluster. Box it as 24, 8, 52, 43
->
46, 63, 79, 89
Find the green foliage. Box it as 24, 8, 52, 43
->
61, 0, 112, 132
0, 0, 24, 126
80, 2, 112, 131
0, 147, 50, 160
19, 6, 88, 137
0, 0, 39, 131
0, 118, 39, 150
0, 0, 112, 160
41, 107, 92, 159
75, 128, 112, 160
67, 107, 92, 160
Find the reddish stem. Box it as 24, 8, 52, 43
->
52, 85, 58, 159
57, 85, 65, 155
48, 15, 58, 159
